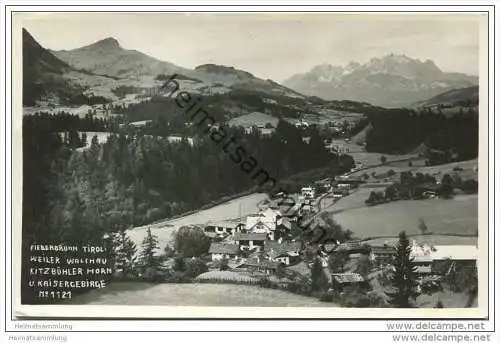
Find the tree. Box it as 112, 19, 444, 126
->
385, 184, 397, 200
434, 300, 444, 308
386, 231, 418, 308
439, 174, 454, 199
462, 179, 478, 194
418, 218, 428, 235
218, 257, 229, 271
311, 257, 329, 292
174, 226, 211, 257
328, 251, 348, 273
173, 256, 186, 272
139, 227, 160, 268
366, 191, 384, 205
355, 254, 372, 279
185, 258, 208, 277
380, 155, 387, 164
275, 263, 286, 279
112, 230, 137, 275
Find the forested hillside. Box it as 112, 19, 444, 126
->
363, 107, 478, 161
23, 116, 352, 244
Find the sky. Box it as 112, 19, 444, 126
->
20, 12, 484, 82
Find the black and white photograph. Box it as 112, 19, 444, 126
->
13, 11, 489, 318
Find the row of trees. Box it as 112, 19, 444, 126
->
25, 112, 114, 132
366, 171, 478, 205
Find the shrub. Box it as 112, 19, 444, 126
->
173, 256, 186, 272
318, 291, 335, 302
462, 179, 478, 194
141, 267, 167, 283
165, 271, 192, 283
434, 300, 444, 308
196, 270, 259, 284
366, 292, 389, 307
259, 278, 275, 289
341, 290, 371, 308
185, 258, 209, 278
217, 257, 229, 271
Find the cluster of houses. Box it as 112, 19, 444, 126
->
206, 207, 296, 266
318, 240, 479, 291
199, 174, 477, 292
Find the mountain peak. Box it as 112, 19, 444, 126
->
195, 64, 255, 78
283, 53, 477, 107
381, 53, 412, 63
80, 37, 122, 51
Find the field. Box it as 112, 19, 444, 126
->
328, 195, 477, 244
349, 158, 479, 181
127, 192, 268, 252
69, 282, 336, 307
197, 270, 259, 284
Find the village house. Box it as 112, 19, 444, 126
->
408, 241, 478, 276
334, 241, 370, 255
369, 245, 397, 266
300, 186, 316, 200
334, 175, 365, 189
415, 182, 441, 199
295, 120, 309, 129
409, 241, 435, 276
330, 273, 367, 292
245, 208, 282, 240
271, 251, 301, 266
209, 243, 240, 261
264, 241, 302, 266
234, 232, 268, 251
236, 256, 279, 275
203, 219, 245, 238
331, 188, 349, 199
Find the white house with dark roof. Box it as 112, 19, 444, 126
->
209, 243, 240, 261
331, 273, 367, 291
204, 219, 245, 238
245, 208, 282, 240
234, 232, 268, 251
264, 241, 302, 265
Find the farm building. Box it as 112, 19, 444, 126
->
300, 187, 316, 199
264, 241, 302, 266
271, 252, 301, 266
415, 183, 441, 199
331, 188, 349, 198
429, 245, 479, 262
408, 242, 479, 276
234, 232, 268, 251
209, 243, 240, 261
369, 245, 397, 266
204, 219, 245, 238
334, 241, 369, 254
331, 273, 367, 292
237, 257, 279, 275
245, 208, 282, 240
335, 175, 365, 185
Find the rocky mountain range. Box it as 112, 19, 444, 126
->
23, 28, 478, 119
283, 54, 478, 107
48, 36, 304, 101
51, 37, 193, 79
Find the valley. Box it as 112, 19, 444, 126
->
21, 25, 481, 311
